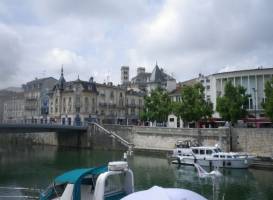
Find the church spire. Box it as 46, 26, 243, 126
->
61, 65, 64, 77
58, 65, 66, 90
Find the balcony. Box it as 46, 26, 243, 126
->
99, 102, 107, 107
25, 97, 38, 101
25, 105, 37, 111
126, 103, 137, 108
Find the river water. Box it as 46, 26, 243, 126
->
0, 144, 272, 200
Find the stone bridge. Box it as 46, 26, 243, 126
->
0, 123, 88, 134
0, 123, 131, 151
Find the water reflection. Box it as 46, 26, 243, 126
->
0, 145, 272, 200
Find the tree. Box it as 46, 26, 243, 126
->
140, 87, 171, 123
262, 78, 273, 121
216, 81, 249, 124
175, 83, 213, 127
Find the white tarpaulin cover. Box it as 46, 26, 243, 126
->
121, 186, 207, 200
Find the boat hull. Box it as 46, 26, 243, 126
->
176, 156, 253, 169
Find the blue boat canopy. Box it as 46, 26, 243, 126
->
40, 166, 108, 200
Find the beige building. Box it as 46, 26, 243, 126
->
3, 92, 25, 123
49, 69, 145, 125
22, 77, 57, 123
96, 82, 126, 124
49, 70, 98, 125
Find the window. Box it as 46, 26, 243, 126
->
206, 85, 210, 90
170, 118, 174, 122
85, 97, 89, 112
200, 150, 205, 155
227, 155, 232, 158
192, 149, 198, 154
110, 91, 114, 99
206, 150, 212, 155
249, 98, 253, 109
139, 99, 142, 106
220, 155, 225, 158
213, 155, 219, 158
63, 98, 66, 113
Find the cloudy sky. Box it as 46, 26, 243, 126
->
0, 0, 273, 89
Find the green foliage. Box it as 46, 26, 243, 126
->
141, 87, 171, 123
262, 78, 273, 121
175, 83, 213, 126
216, 81, 249, 124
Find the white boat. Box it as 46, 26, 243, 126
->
172, 142, 255, 169
40, 161, 207, 200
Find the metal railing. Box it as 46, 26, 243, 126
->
90, 122, 134, 150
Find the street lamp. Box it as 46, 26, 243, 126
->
252, 88, 257, 127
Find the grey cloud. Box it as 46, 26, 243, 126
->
30, 0, 157, 24
133, 0, 273, 81
0, 24, 21, 85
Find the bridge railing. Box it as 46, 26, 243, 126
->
89, 122, 134, 150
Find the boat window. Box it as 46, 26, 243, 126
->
217, 148, 222, 152
105, 173, 125, 195
200, 150, 205, 155
213, 148, 219, 153
227, 155, 232, 158
206, 150, 213, 155
42, 183, 67, 199
213, 155, 219, 158
220, 155, 225, 158
192, 149, 198, 154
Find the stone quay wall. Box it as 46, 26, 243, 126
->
232, 128, 273, 158
0, 132, 58, 146
104, 125, 231, 152
106, 125, 273, 157
1, 125, 273, 158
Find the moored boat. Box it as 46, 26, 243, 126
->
172, 141, 255, 169
40, 161, 208, 200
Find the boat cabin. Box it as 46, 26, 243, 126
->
191, 147, 222, 156
40, 161, 134, 200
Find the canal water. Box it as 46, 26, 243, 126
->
0, 144, 272, 200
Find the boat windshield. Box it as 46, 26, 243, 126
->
214, 148, 222, 153
104, 173, 127, 199
40, 183, 67, 200
214, 148, 219, 153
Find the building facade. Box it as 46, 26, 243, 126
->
22, 77, 58, 123
0, 90, 21, 123
208, 67, 273, 118
96, 82, 126, 124
48, 69, 145, 125
3, 92, 25, 123
128, 63, 176, 93
49, 70, 98, 125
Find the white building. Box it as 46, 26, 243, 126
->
199, 67, 273, 118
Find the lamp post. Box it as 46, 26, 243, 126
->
252, 88, 257, 127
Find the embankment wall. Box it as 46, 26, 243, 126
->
1, 125, 273, 157
104, 125, 230, 152
232, 128, 273, 157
